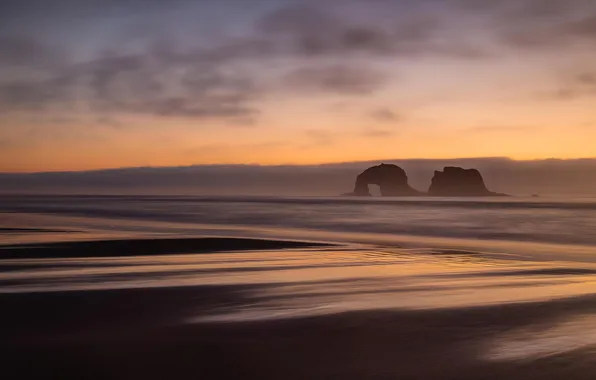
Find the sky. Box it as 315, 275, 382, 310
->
1, 0, 596, 173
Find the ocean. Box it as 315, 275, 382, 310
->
2, 194, 596, 379
4, 194, 596, 250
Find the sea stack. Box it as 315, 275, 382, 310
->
348, 163, 421, 196
428, 167, 504, 196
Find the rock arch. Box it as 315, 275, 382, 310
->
349, 163, 421, 196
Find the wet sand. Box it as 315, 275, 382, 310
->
0, 237, 332, 259
0, 227, 76, 234
2, 286, 596, 380
2, 236, 596, 379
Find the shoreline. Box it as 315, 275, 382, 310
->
0, 237, 334, 260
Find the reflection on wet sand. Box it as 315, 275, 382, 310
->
488, 313, 596, 361
2, 235, 596, 379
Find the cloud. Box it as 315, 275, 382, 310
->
257, 5, 394, 56
549, 71, 596, 100
285, 64, 385, 95
257, 0, 596, 58
455, 0, 596, 49
0, 82, 61, 111
0, 0, 500, 121
0, 1, 267, 122
256, 2, 485, 59
4, 0, 592, 125
0, 35, 65, 68
0, 49, 261, 121
370, 107, 401, 122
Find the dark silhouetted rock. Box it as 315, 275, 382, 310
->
346, 163, 421, 196
428, 167, 505, 196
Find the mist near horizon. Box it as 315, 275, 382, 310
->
3, 157, 596, 196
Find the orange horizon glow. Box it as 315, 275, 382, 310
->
2, 2, 596, 173
3, 148, 596, 173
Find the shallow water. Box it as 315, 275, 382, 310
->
3, 194, 596, 303
3, 194, 596, 260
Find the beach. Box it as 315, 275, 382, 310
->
2, 195, 596, 379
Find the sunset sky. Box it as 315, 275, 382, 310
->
1, 0, 596, 172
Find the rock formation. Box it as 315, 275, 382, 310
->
344, 164, 507, 197
428, 167, 504, 196
347, 163, 421, 196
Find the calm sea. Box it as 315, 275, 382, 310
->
2, 194, 596, 262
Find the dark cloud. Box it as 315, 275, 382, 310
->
0, 0, 500, 123
258, 5, 394, 56
456, 0, 596, 49
502, 17, 596, 48
256, 3, 485, 59
4, 0, 593, 123
370, 108, 400, 122
0, 36, 65, 68
85, 53, 259, 119
285, 64, 384, 95
0, 49, 261, 120
259, 5, 339, 37
550, 71, 596, 100
0, 0, 265, 122
0, 82, 58, 111
578, 72, 596, 85
256, 1, 596, 57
